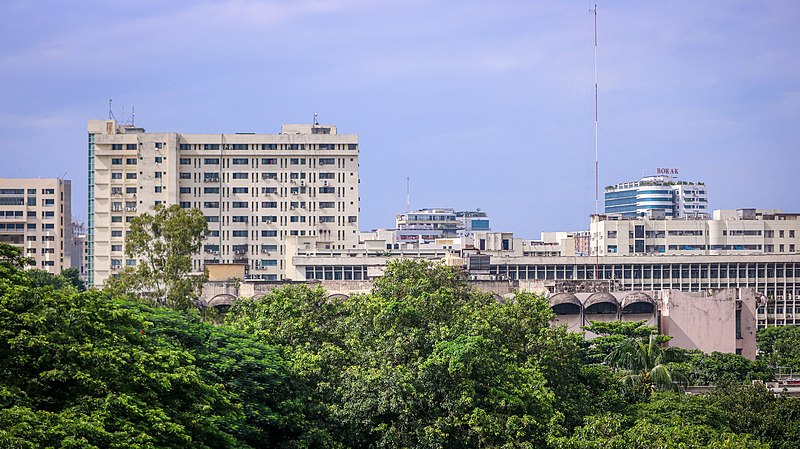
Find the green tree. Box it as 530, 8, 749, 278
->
757, 325, 800, 372
582, 321, 670, 364
105, 204, 207, 309
0, 259, 308, 448
669, 351, 773, 386
605, 335, 685, 396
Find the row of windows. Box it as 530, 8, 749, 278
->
0, 223, 56, 230
178, 143, 357, 151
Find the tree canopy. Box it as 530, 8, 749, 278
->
105, 204, 208, 309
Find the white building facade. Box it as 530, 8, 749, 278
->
604, 176, 708, 218
88, 120, 359, 287
0, 178, 72, 273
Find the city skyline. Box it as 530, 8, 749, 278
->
1, 1, 798, 235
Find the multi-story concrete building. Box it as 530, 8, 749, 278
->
88, 120, 359, 287
0, 178, 72, 273
590, 209, 800, 257
395, 208, 461, 242
604, 175, 708, 218
71, 221, 88, 283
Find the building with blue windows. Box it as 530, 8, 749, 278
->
604, 175, 707, 218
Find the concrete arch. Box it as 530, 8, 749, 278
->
328, 293, 350, 300
207, 293, 237, 311
549, 293, 582, 315
584, 292, 619, 322
621, 292, 656, 314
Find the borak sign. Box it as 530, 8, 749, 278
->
656, 168, 679, 175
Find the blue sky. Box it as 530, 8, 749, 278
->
1, 0, 798, 236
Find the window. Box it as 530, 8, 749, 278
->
154, 186, 162, 193
204, 201, 219, 208
290, 158, 306, 165
111, 216, 122, 223
791, 230, 796, 238
126, 259, 137, 267
42, 211, 54, 218
262, 158, 277, 165
204, 187, 219, 194
126, 144, 137, 150
780, 230, 785, 238
112, 245, 123, 252
261, 172, 277, 180
232, 172, 248, 179
607, 230, 617, 238
180, 187, 191, 194
180, 172, 191, 179
112, 144, 122, 150
290, 216, 307, 223
319, 202, 335, 209
180, 201, 191, 208
126, 158, 137, 165
111, 187, 122, 195
180, 158, 192, 165
112, 172, 123, 180
319, 172, 335, 179
262, 230, 277, 237
126, 187, 136, 194
232, 187, 248, 194
206, 216, 219, 223
319, 158, 335, 165
204, 158, 220, 165
155, 172, 163, 179
260, 259, 277, 267
319, 143, 334, 150
112, 158, 122, 165
791, 244, 796, 252
231, 158, 248, 165
126, 173, 137, 179
319, 187, 335, 194
262, 144, 277, 150
232, 216, 248, 223
180, 143, 191, 150
261, 216, 277, 223
231, 144, 248, 150
262, 187, 277, 194
112, 230, 122, 237
607, 245, 618, 253
232, 230, 248, 237
44, 199, 55, 206
203, 144, 220, 150
231, 201, 248, 208
319, 216, 335, 223
262, 201, 277, 208
155, 156, 163, 163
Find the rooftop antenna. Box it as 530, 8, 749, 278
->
592, 3, 600, 280
131, 106, 135, 126
108, 99, 112, 120
313, 112, 319, 126
406, 176, 411, 213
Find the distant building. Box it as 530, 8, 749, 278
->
0, 178, 72, 273
590, 208, 799, 256
71, 221, 88, 283
604, 175, 708, 218
395, 208, 461, 242
456, 209, 491, 235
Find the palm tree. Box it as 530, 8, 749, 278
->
605, 335, 685, 395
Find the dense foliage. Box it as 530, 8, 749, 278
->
2, 251, 799, 448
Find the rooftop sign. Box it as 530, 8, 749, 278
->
656, 168, 679, 175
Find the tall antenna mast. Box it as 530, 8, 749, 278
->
592, 3, 600, 279
406, 176, 411, 213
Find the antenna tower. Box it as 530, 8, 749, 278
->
592, 3, 600, 279
406, 177, 411, 213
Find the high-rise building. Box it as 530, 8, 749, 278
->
0, 178, 72, 273
88, 120, 360, 288
71, 221, 88, 283
604, 175, 708, 218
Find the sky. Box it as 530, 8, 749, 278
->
1, 0, 798, 237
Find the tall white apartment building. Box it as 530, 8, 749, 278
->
0, 178, 72, 273
590, 209, 800, 257
88, 120, 359, 288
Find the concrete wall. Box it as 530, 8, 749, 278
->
660, 288, 757, 359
